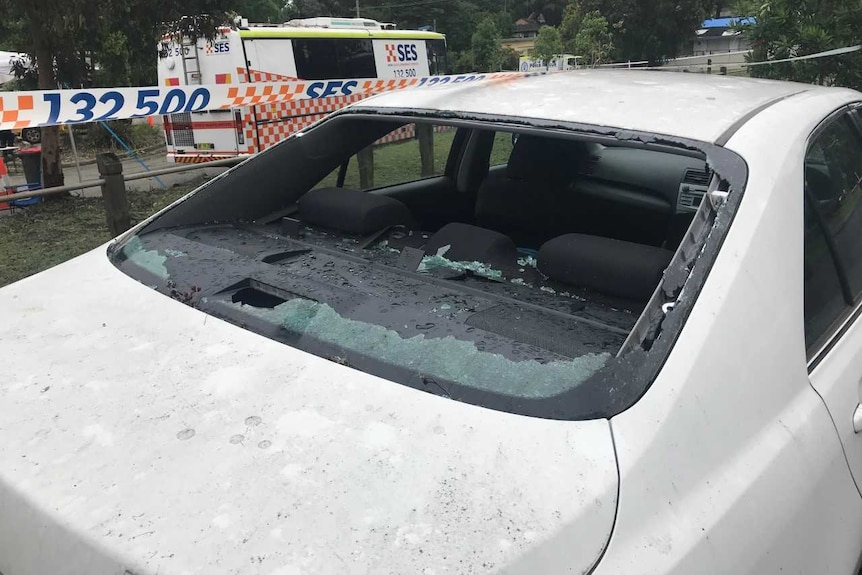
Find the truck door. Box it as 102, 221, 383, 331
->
243, 38, 299, 80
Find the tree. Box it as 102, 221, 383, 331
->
283, 0, 352, 19
518, 0, 569, 26
742, 0, 862, 90
366, 0, 489, 55
450, 50, 475, 74
559, 2, 582, 54
495, 10, 516, 39
471, 15, 503, 72
574, 10, 613, 66
0, 1, 236, 188
501, 46, 521, 71
532, 25, 562, 66
234, 0, 285, 22
578, 0, 711, 64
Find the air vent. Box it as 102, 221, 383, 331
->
677, 189, 705, 211
682, 168, 711, 186
677, 168, 711, 213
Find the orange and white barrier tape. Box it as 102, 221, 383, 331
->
0, 72, 535, 131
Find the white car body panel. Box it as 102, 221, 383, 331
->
3, 72, 862, 573
594, 89, 862, 574
810, 314, 862, 495
360, 70, 817, 142
0, 250, 617, 575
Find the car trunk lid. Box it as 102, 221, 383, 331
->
0, 248, 618, 575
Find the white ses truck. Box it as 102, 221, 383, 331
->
156, 17, 447, 163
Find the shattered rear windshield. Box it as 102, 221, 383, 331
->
112, 113, 745, 420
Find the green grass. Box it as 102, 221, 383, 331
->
0, 181, 202, 288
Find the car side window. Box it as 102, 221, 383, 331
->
803, 199, 848, 353
314, 123, 456, 190
804, 110, 862, 355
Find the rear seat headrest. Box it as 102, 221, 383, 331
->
538, 233, 673, 301
507, 135, 588, 182
298, 187, 412, 235
424, 222, 517, 264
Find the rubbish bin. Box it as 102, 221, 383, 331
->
18, 145, 41, 188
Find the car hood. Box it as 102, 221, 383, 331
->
0, 247, 618, 575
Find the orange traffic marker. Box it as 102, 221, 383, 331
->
0, 157, 11, 211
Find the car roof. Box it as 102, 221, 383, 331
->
355, 70, 829, 143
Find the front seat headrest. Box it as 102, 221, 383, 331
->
507, 135, 588, 182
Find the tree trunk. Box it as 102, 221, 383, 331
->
33, 33, 65, 191
417, 124, 435, 177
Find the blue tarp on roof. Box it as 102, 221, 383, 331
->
701, 17, 756, 28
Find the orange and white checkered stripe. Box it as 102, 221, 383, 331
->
360, 78, 422, 93
240, 110, 256, 154
251, 94, 362, 151
375, 124, 415, 145
172, 154, 240, 164
237, 67, 299, 83
0, 94, 34, 129
221, 83, 308, 108
228, 69, 480, 153
250, 96, 454, 151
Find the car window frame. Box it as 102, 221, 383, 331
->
804, 103, 862, 369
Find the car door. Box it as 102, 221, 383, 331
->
806, 105, 862, 493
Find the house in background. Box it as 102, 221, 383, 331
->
501, 13, 544, 56
663, 16, 755, 74
691, 17, 755, 56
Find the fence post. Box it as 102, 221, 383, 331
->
358, 146, 374, 189
97, 152, 130, 237
417, 124, 435, 177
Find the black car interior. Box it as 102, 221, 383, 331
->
285, 120, 709, 309
116, 115, 719, 416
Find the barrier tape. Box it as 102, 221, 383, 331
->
0, 72, 530, 131
599, 45, 862, 72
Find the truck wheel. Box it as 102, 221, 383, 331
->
21, 127, 41, 144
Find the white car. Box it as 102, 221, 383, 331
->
3, 70, 862, 574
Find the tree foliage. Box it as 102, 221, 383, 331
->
742, 0, 862, 90
573, 10, 613, 66
284, 0, 355, 19
532, 25, 562, 65
559, 2, 582, 54
578, 0, 710, 63
0, 0, 236, 187
234, 0, 286, 23
471, 15, 503, 72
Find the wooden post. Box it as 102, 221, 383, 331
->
358, 146, 374, 189
97, 152, 130, 237
417, 124, 434, 177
